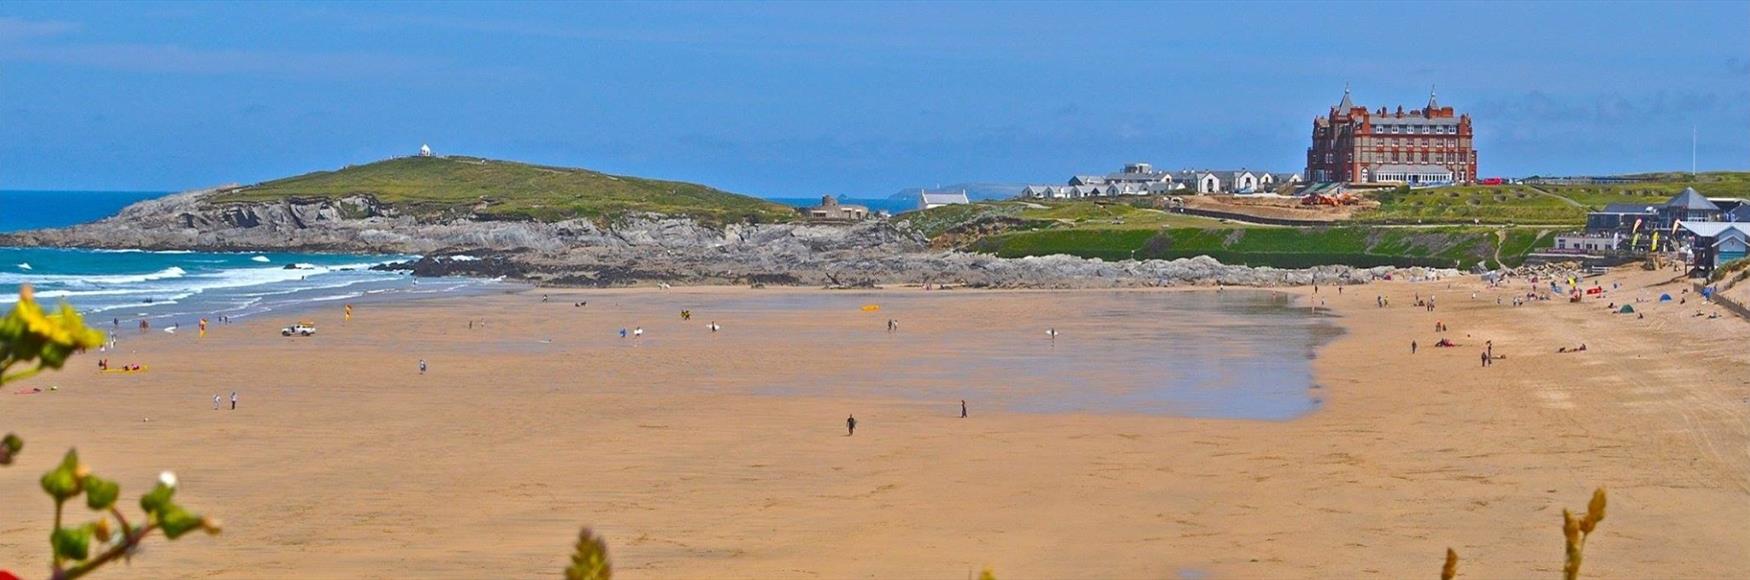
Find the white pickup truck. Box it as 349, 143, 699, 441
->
281, 322, 317, 337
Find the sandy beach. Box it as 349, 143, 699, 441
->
2, 268, 1747, 578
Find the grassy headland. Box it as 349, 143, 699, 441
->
214, 156, 799, 224
913, 172, 1746, 268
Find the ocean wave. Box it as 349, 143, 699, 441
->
0, 266, 188, 285
88, 249, 195, 254
306, 292, 365, 302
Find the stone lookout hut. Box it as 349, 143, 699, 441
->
804, 195, 869, 222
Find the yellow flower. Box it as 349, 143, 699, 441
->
7, 285, 103, 349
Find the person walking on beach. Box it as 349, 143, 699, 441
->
1486, 340, 1493, 360
212, 394, 221, 410
846, 414, 857, 436
1481, 351, 1489, 368
961, 400, 968, 418
1411, 340, 1418, 354
419, 359, 427, 375
230, 391, 237, 410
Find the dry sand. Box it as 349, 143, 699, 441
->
2, 268, 1747, 578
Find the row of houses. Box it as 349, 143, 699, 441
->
1021, 163, 1301, 199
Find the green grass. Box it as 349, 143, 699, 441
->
212, 156, 799, 224
971, 225, 1559, 269
1361, 185, 1584, 224
897, 199, 1236, 239
1357, 173, 1750, 225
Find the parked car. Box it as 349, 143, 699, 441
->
281, 322, 317, 337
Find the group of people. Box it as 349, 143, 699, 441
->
97, 359, 142, 372
845, 400, 971, 436
211, 391, 237, 410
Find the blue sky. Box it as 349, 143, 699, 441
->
2, 1, 1746, 196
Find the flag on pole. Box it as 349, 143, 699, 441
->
1651, 231, 1660, 251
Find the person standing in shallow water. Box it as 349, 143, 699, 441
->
846, 414, 857, 436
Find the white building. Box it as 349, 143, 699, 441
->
1023, 163, 1300, 199
1369, 164, 1453, 186
919, 189, 971, 210
1552, 233, 1620, 253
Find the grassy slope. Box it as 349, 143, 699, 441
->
212, 156, 798, 224
1359, 172, 1750, 225
971, 226, 1557, 269
896, 199, 1235, 239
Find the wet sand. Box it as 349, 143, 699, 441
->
1, 269, 1747, 578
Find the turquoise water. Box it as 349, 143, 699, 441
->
1, 190, 498, 323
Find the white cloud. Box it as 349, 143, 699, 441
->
0, 17, 80, 41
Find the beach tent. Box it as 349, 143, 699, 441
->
1658, 294, 1673, 302
1619, 304, 1635, 314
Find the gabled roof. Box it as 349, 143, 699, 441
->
1338, 86, 1355, 110
1677, 222, 1750, 238
1726, 204, 1750, 222
1665, 187, 1720, 211
920, 191, 970, 205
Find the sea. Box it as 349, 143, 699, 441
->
1, 190, 498, 324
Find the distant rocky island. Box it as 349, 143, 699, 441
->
0, 155, 1448, 288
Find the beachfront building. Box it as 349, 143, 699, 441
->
1586, 202, 1661, 235
1022, 163, 1299, 199
1552, 232, 1621, 253
1678, 222, 1750, 274
919, 189, 971, 210
803, 195, 869, 222
1663, 187, 1723, 224
1306, 86, 1477, 184
1726, 203, 1750, 223
1585, 188, 1731, 237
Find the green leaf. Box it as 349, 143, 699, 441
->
51, 526, 92, 561
83, 475, 120, 511
41, 449, 83, 501
140, 482, 175, 516
159, 506, 204, 540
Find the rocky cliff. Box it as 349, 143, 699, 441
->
1, 188, 1456, 288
